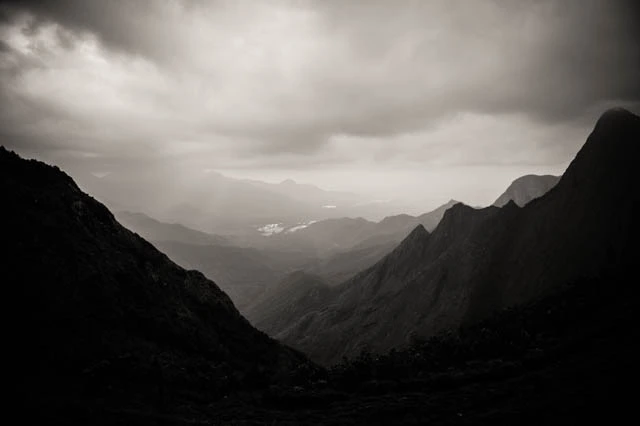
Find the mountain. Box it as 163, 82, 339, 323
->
152, 240, 315, 310
245, 200, 463, 327
75, 167, 406, 234
75, 167, 329, 233
124, 198, 460, 312
264, 108, 640, 365
493, 174, 560, 207
416, 199, 460, 230
262, 200, 461, 257
273, 217, 378, 255
115, 210, 229, 245
304, 239, 400, 285
246, 271, 332, 337
113, 212, 321, 311
2, 147, 311, 413
248, 178, 360, 210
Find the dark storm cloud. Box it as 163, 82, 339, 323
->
0, 0, 639, 196
0, 0, 184, 61
310, 0, 640, 128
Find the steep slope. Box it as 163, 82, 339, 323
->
275, 108, 640, 365
246, 201, 462, 328
280, 205, 501, 364
306, 240, 400, 285
246, 271, 332, 336
3, 147, 310, 411
152, 240, 314, 311
493, 174, 560, 207
472, 107, 639, 313
112, 213, 320, 311
115, 210, 229, 245
416, 199, 460, 231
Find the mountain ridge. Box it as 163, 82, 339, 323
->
263, 108, 640, 365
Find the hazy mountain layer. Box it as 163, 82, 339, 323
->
76, 167, 409, 234
115, 210, 230, 246
259, 199, 460, 256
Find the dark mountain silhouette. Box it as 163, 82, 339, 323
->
2, 147, 312, 413
493, 174, 560, 207
115, 210, 229, 246
266, 108, 640, 365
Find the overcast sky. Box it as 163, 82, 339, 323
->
1, 0, 639, 210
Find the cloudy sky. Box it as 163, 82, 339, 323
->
1, 0, 639, 210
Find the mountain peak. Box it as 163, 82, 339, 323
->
434, 203, 500, 241
442, 201, 471, 216
407, 223, 428, 239
493, 174, 560, 207
502, 199, 520, 210
594, 107, 636, 129
590, 107, 639, 142
381, 223, 430, 261
381, 223, 427, 254
280, 178, 297, 185
560, 108, 640, 191
378, 213, 415, 226
437, 202, 472, 229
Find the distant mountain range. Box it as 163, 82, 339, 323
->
493, 174, 560, 207
257, 199, 460, 255
2, 147, 311, 409
109, 169, 563, 318
127, 172, 561, 313
249, 108, 640, 365
75, 167, 409, 234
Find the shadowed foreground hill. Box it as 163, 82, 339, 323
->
2, 147, 312, 416
268, 108, 640, 365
